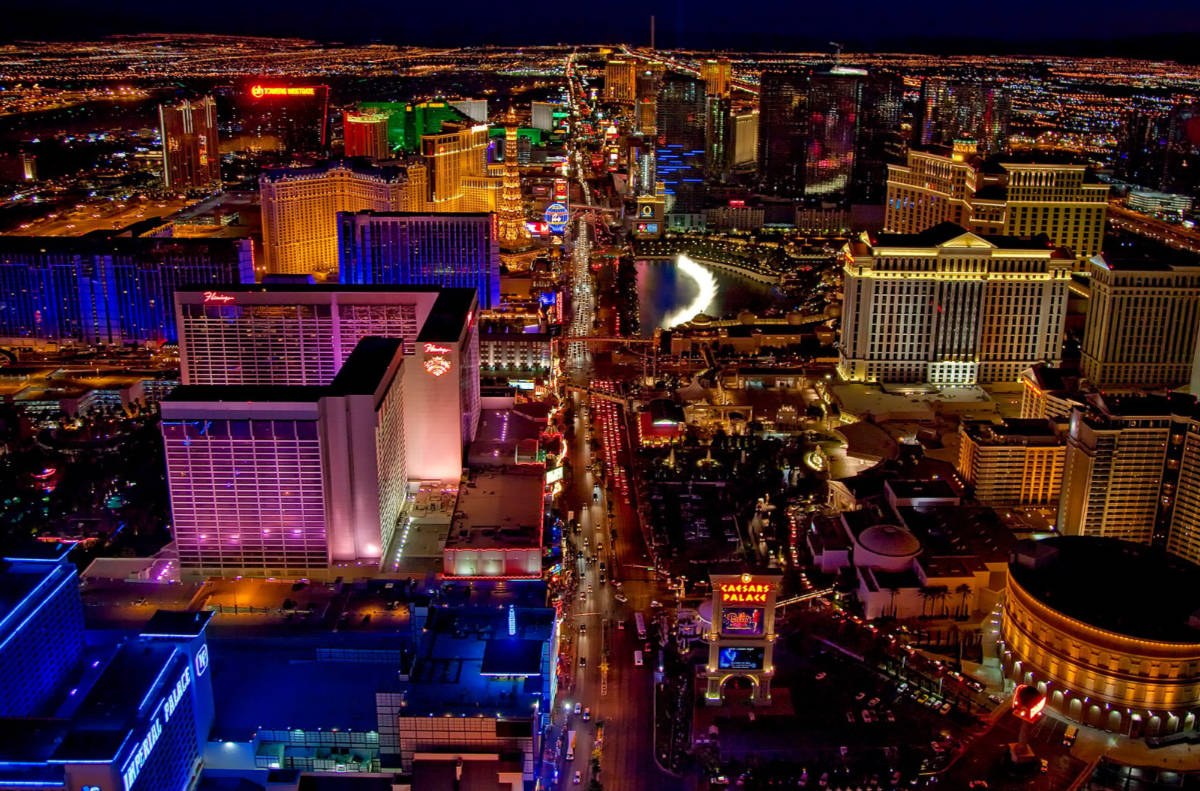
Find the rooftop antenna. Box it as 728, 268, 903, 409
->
829, 41, 844, 67
650, 15, 656, 51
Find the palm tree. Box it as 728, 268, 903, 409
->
955, 584, 972, 619
917, 586, 937, 619
886, 586, 901, 619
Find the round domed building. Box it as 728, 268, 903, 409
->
854, 524, 922, 572
1000, 537, 1200, 737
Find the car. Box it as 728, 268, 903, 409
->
583, 707, 591, 721
579, 592, 586, 602
614, 592, 628, 604
939, 702, 952, 715
650, 600, 662, 609
579, 623, 587, 634
845, 711, 855, 723
839, 746, 849, 757
967, 782, 988, 789
579, 657, 586, 667
988, 694, 1004, 705
574, 771, 582, 785
854, 692, 866, 701
814, 672, 827, 680
862, 710, 875, 723
1040, 759, 1049, 773
884, 710, 895, 722
574, 702, 582, 715
867, 697, 880, 708
616, 619, 625, 629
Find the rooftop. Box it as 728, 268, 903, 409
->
1010, 537, 1200, 644
416, 289, 477, 343
446, 470, 543, 551
868, 222, 1058, 252
962, 418, 1062, 445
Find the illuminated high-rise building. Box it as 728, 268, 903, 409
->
158, 96, 220, 190
232, 82, 330, 154
704, 95, 732, 179
604, 59, 637, 104
344, 110, 392, 159
163, 336, 408, 578
656, 74, 707, 221
260, 160, 426, 276
1081, 248, 1200, 390
885, 146, 1109, 270
635, 68, 661, 136
0, 235, 253, 345
916, 78, 1011, 156
701, 58, 732, 97
338, 211, 501, 307
497, 112, 530, 249
421, 123, 489, 211
757, 67, 864, 200
838, 223, 1072, 385
957, 418, 1066, 506
1059, 393, 1196, 548
852, 73, 905, 204
174, 284, 480, 489
732, 110, 758, 168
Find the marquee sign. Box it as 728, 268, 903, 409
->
423, 344, 452, 377
250, 85, 316, 97
719, 581, 771, 604
202, 291, 235, 304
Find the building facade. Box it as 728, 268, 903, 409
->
337, 211, 500, 308
0, 235, 253, 345
260, 161, 425, 276
957, 419, 1066, 506
421, 124, 490, 211
604, 59, 637, 104
159, 96, 220, 190
344, 111, 392, 159
175, 284, 479, 486
1000, 538, 1200, 738
1058, 393, 1195, 547
885, 146, 1109, 269
1081, 254, 1200, 390
163, 337, 407, 577
838, 223, 1072, 385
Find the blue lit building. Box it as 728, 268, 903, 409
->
338, 211, 501, 308
0, 235, 254, 345
0, 547, 215, 791
0, 545, 84, 718
655, 74, 707, 225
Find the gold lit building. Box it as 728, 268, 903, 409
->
838, 223, 1073, 386
421, 123, 489, 211
604, 59, 637, 104
1001, 537, 1200, 737
701, 58, 732, 97
885, 144, 1109, 270
957, 419, 1065, 506
260, 161, 425, 276
343, 111, 391, 159
497, 115, 530, 250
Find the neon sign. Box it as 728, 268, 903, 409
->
423, 343, 452, 354
195, 644, 209, 676
203, 291, 235, 304
122, 665, 193, 791
424, 357, 452, 377
250, 85, 317, 97
719, 581, 771, 604
544, 203, 569, 233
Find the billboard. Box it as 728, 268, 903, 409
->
545, 466, 564, 485
718, 646, 765, 670
635, 222, 658, 234
721, 607, 764, 636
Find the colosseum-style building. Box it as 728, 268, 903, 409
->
1000, 537, 1200, 737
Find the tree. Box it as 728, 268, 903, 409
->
955, 584, 972, 619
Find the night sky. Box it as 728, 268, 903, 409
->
5, 0, 1200, 56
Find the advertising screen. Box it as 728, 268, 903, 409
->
721, 607, 764, 636
718, 646, 765, 670
636, 223, 659, 234
545, 466, 564, 485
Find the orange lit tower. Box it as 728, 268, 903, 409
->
497, 109, 530, 250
